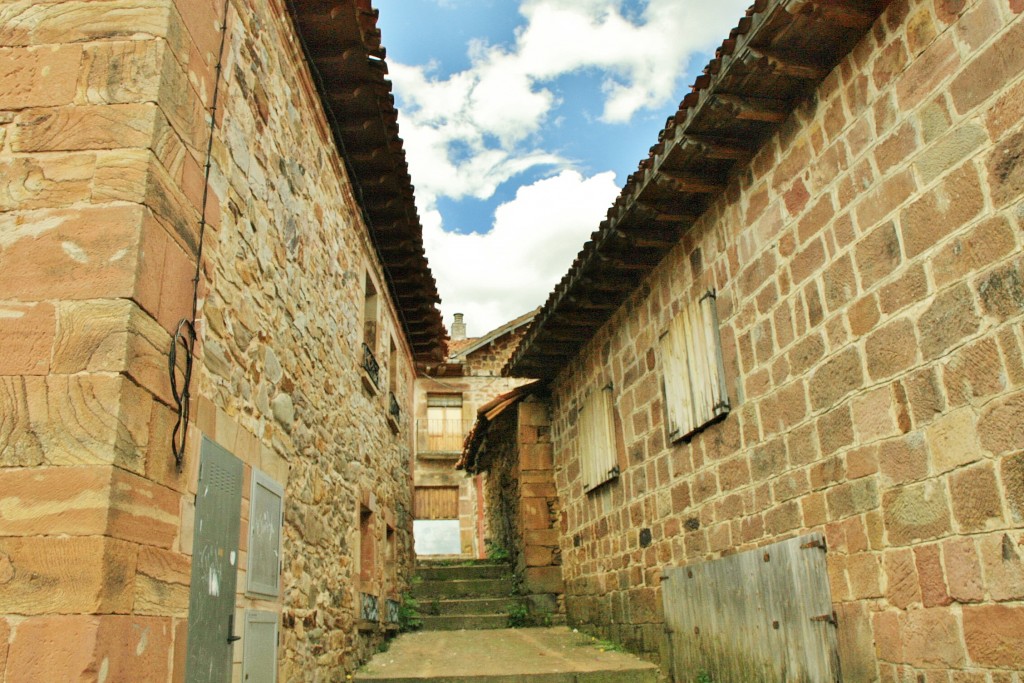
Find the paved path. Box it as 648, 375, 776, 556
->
355, 627, 660, 683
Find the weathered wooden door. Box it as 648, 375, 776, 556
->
661, 532, 840, 682
185, 437, 244, 683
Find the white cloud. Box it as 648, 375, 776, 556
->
391, 0, 748, 205
424, 170, 621, 336
386, 0, 750, 331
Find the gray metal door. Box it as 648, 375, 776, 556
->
186, 437, 244, 683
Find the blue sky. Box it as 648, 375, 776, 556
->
376, 0, 750, 336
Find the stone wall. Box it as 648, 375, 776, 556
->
482, 397, 564, 619
548, 0, 1024, 678
0, 0, 420, 680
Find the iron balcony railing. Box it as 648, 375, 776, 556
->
415, 419, 474, 454
388, 392, 401, 421
362, 342, 380, 388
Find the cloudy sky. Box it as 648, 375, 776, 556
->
376, 0, 749, 337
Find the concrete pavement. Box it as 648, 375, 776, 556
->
355, 627, 660, 683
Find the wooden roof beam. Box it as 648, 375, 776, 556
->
634, 199, 699, 223
786, 0, 877, 29
655, 168, 727, 194
715, 94, 790, 123
748, 47, 830, 80
609, 228, 679, 250
681, 134, 754, 160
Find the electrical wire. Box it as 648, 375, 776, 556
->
169, 0, 232, 471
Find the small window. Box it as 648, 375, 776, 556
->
388, 337, 398, 394
425, 394, 463, 451
363, 274, 379, 350
579, 383, 618, 492
246, 469, 283, 598
385, 524, 396, 589
659, 290, 730, 443
358, 506, 375, 584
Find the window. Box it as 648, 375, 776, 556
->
387, 338, 401, 426
363, 273, 379, 349
361, 274, 381, 389
358, 505, 375, 585
246, 469, 283, 598
579, 382, 619, 492
425, 393, 463, 451
385, 524, 396, 589
659, 290, 730, 443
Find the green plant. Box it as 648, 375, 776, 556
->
696, 670, 713, 683
589, 637, 624, 653
398, 593, 422, 632
506, 602, 529, 628
486, 541, 510, 562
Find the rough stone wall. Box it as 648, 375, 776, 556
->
482, 398, 563, 618
549, 0, 1024, 678
0, 0, 419, 680
462, 324, 531, 376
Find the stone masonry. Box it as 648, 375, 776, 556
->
480, 395, 564, 620
0, 1, 424, 681
547, 0, 1024, 679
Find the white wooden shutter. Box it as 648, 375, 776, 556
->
579, 385, 617, 492
660, 291, 729, 443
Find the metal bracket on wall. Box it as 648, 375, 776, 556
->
801, 538, 827, 552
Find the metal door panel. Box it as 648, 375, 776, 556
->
186, 437, 244, 683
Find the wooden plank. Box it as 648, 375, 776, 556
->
413, 487, 458, 520
715, 94, 790, 123
662, 533, 840, 682
748, 47, 830, 80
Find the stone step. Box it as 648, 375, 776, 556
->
417, 596, 522, 616
419, 614, 509, 631
415, 563, 510, 581
411, 577, 514, 600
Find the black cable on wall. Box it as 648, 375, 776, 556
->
169, 0, 232, 472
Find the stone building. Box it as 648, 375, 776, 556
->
0, 1, 445, 681
412, 310, 536, 557
503, 0, 1024, 679
459, 384, 565, 624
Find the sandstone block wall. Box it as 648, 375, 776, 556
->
482, 397, 564, 617
1, 1, 419, 680
548, 0, 1024, 679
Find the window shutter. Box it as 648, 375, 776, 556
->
579, 384, 618, 492
660, 291, 730, 443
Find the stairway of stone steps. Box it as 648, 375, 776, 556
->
357, 559, 659, 681
412, 559, 522, 631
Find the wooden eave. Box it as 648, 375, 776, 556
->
286, 0, 446, 363
505, 0, 891, 380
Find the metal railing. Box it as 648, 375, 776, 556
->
415, 419, 473, 453
362, 342, 380, 388
388, 392, 401, 421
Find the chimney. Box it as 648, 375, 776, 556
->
451, 313, 466, 341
